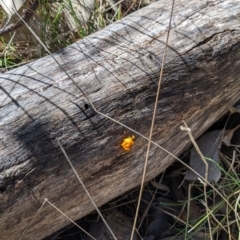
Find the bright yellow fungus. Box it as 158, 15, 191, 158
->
121, 135, 135, 151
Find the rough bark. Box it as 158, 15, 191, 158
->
0, 0, 240, 239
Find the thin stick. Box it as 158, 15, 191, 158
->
57, 139, 117, 240
137, 170, 166, 230
130, 1, 175, 239
226, 192, 231, 240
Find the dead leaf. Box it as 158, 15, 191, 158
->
186, 130, 222, 183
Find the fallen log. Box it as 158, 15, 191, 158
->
0, 0, 240, 239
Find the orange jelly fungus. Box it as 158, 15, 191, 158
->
121, 135, 135, 151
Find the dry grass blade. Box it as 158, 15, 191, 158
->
57, 139, 117, 240
184, 183, 192, 239
221, 150, 238, 181
180, 121, 212, 240
138, 170, 167, 230
130, 0, 175, 239
234, 191, 240, 232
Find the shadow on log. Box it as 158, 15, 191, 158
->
0, 0, 240, 239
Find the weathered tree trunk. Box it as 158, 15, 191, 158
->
0, 0, 239, 239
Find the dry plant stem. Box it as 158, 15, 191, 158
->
137, 170, 166, 230
220, 151, 238, 184
225, 150, 236, 178
181, 121, 212, 240
226, 196, 231, 240
18, 199, 48, 240
124, 0, 137, 16
197, 199, 229, 236
234, 192, 240, 232
135, 228, 144, 240
222, 189, 240, 240
201, 199, 230, 234
211, 211, 229, 236
130, 1, 175, 239
185, 183, 192, 239
157, 204, 192, 227
45, 199, 96, 240
180, 121, 209, 174
171, 201, 187, 230
57, 140, 117, 240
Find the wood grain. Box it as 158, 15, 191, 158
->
0, 0, 239, 239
